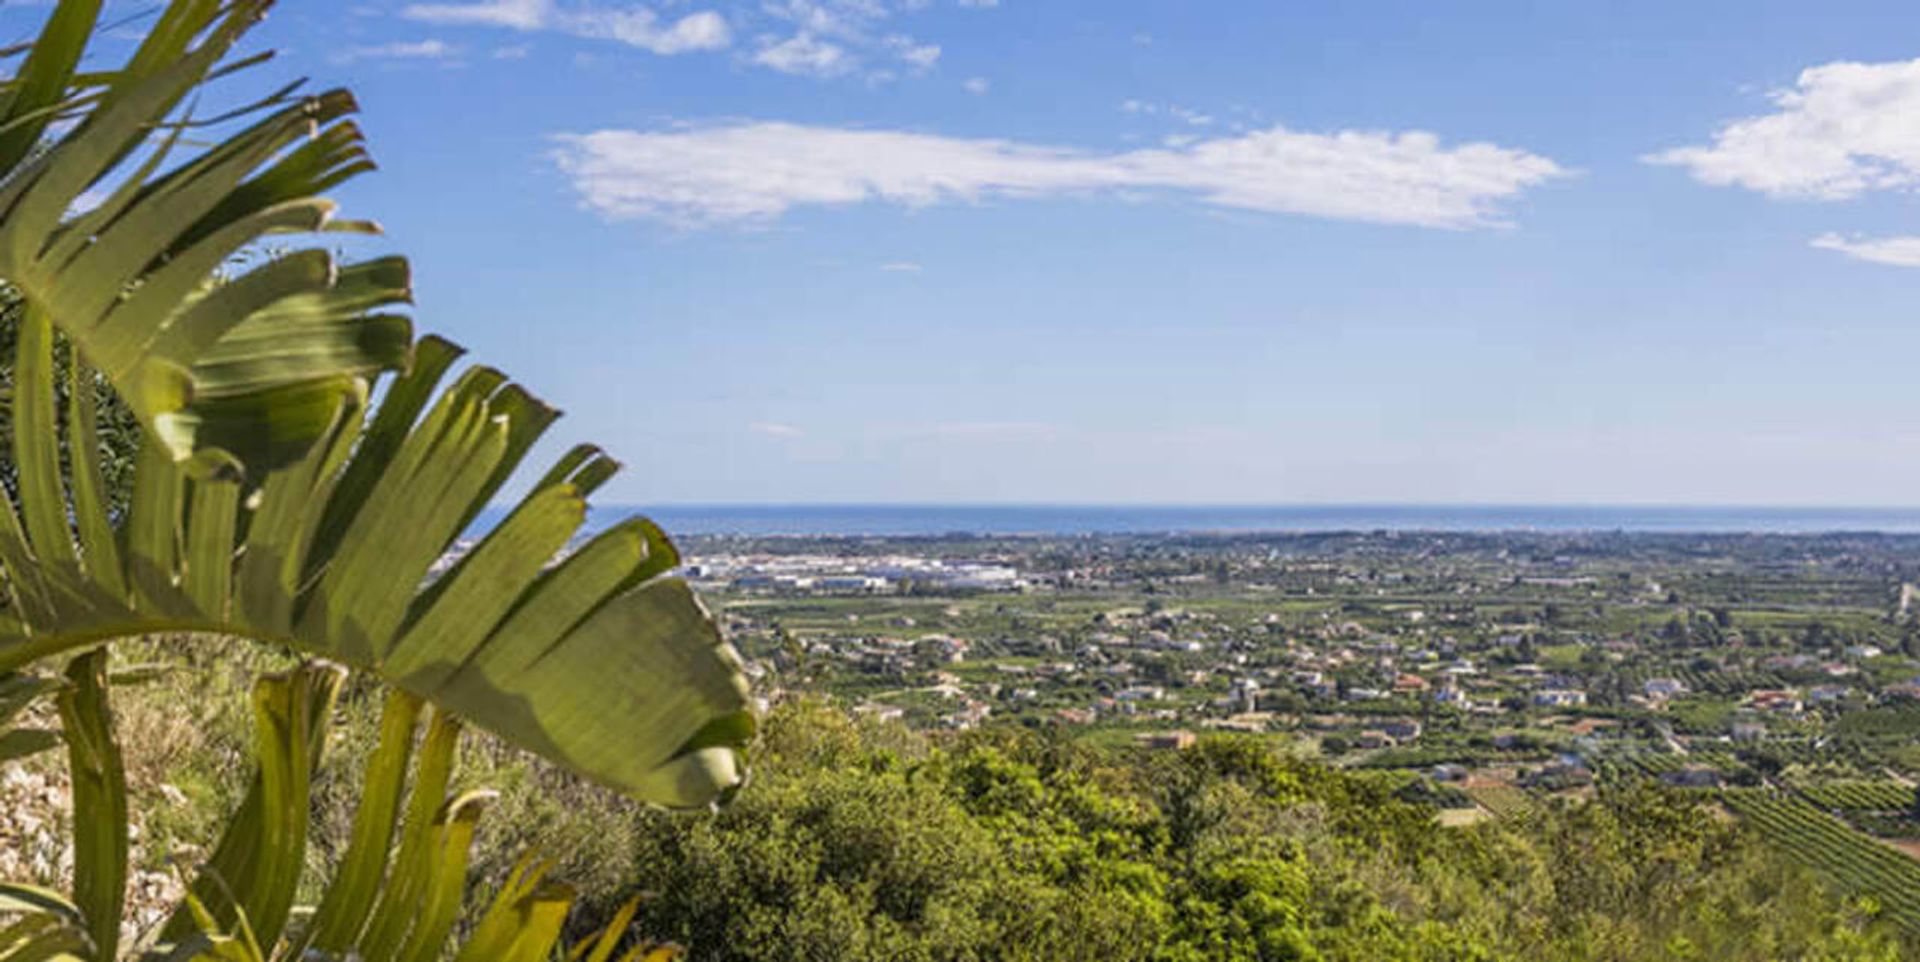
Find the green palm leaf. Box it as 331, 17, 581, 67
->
0, 0, 753, 805
0, 3, 755, 961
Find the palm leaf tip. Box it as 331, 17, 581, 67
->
420, 572, 757, 809
0, 0, 410, 477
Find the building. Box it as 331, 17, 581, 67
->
1231, 678, 1262, 712
1135, 730, 1197, 751
1883, 681, 1920, 701
1643, 678, 1689, 699
1355, 730, 1394, 750
1533, 689, 1588, 708
1808, 685, 1852, 705
1746, 689, 1803, 714
914, 635, 970, 664
815, 575, 892, 593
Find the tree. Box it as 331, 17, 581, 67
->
0, 3, 751, 960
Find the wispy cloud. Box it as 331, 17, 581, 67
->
403, 1, 731, 55
753, 32, 852, 77
571, 8, 731, 54
887, 36, 941, 72
402, 0, 959, 77
333, 39, 458, 63
403, 0, 546, 29
879, 261, 923, 272
1123, 100, 1221, 129
1811, 232, 1920, 267
962, 76, 989, 95
551, 120, 1566, 229
752, 0, 946, 80
1647, 57, 1920, 199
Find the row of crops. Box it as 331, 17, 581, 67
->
1721, 789, 1920, 937
1798, 780, 1917, 813
1590, 748, 1742, 782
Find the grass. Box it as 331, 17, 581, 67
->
76, 636, 670, 945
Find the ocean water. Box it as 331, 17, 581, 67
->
473, 504, 1920, 537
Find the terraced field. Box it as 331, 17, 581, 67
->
1722, 789, 1920, 937
1799, 781, 1915, 814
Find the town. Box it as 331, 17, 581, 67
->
685, 527, 1920, 920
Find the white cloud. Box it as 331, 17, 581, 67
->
402, 2, 730, 54
754, 33, 852, 77
404, 0, 966, 78
1647, 58, 1920, 199
1122, 101, 1214, 126
962, 76, 989, 95
957, 0, 998, 7
1811, 232, 1920, 267
750, 421, 806, 438
1172, 106, 1213, 127
551, 120, 1566, 229
404, 0, 548, 29
493, 44, 531, 58
334, 39, 458, 63
889, 36, 940, 71
572, 9, 731, 54
764, 0, 875, 39
879, 261, 923, 272
756, 1, 941, 79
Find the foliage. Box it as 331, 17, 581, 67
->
610, 701, 1902, 962
0, 289, 143, 518
0, 2, 751, 960
1722, 789, 1920, 937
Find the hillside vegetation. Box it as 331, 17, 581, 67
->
12, 642, 1900, 962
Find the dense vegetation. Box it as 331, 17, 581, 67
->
1721, 790, 1920, 938
587, 701, 1898, 961
9, 636, 1907, 961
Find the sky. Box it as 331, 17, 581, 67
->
14, 0, 1920, 505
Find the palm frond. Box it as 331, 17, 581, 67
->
0, 4, 756, 959
0, 0, 751, 812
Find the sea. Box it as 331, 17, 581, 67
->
473, 504, 1920, 538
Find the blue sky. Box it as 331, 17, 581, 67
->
17, 0, 1920, 505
